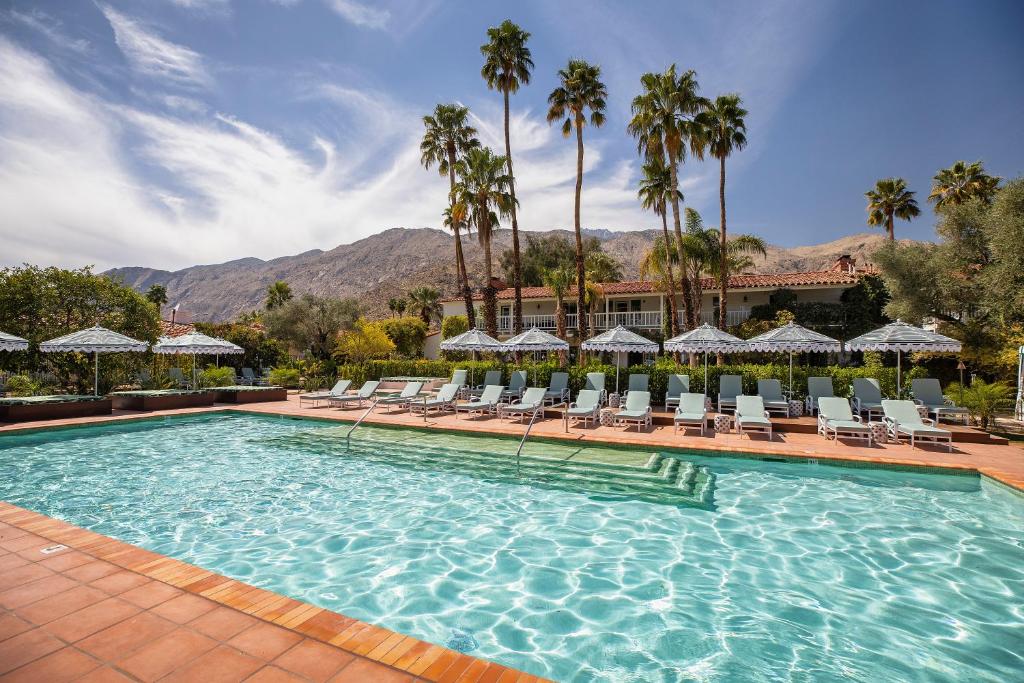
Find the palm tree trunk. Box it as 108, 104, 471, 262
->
717, 155, 728, 332
482, 218, 497, 337
668, 154, 694, 328
447, 149, 476, 328
660, 210, 679, 336
504, 89, 523, 335
886, 211, 895, 241
555, 296, 567, 364
573, 118, 588, 341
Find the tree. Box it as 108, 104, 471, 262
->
693, 93, 748, 332
421, 103, 480, 326
584, 250, 623, 284
194, 321, 287, 371
500, 233, 619, 287
452, 147, 515, 336
929, 160, 1001, 210
387, 297, 407, 318
264, 294, 360, 360
145, 284, 168, 308
335, 319, 396, 364
541, 265, 573, 344
441, 314, 469, 339
378, 316, 429, 357
865, 177, 920, 241
628, 65, 707, 327
481, 20, 533, 335
407, 286, 442, 325
265, 281, 293, 310
638, 158, 682, 335
547, 59, 607, 340
638, 235, 679, 334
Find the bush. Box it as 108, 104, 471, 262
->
267, 367, 301, 388
946, 379, 1014, 430
197, 366, 236, 388
441, 315, 469, 339
3, 374, 38, 396
377, 317, 428, 357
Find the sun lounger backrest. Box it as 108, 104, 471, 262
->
358, 380, 380, 398
508, 370, 527, 391
882, 399, 924, 425
169, 368, 184, 381
482, 370, 502, 386
451, 369, 468, 386
399, 382, 423, 398
624, 391, 650, 412
574, 390, 600, 411
585, 372, 605, 393
818, 396, 854, 421
735, 395, 765, 418
719, 375, 742, 399
435, 383, 459, 402
331, 379, 350, 394
853, 378, 882, 403
667, 374, 690, 396
548, 372, 569, 392
520, 387, 546, 406
628, 374, 649, 392
679, 393, 705, 414
757, 379, 784, 401
242, 368, 255, 379
911, 378, 945, 405
479, 385, 504, 403
807, 377, 834, 400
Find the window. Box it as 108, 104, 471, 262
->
630, 299, 642, 312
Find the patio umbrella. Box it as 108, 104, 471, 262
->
501, 327, 569, 384
440, 328, 505, 384
0, 331, 29, 352
153, 332, 244, 386
580, 325, 659, 393
745, 321, 841, 397
39, 325, 148, 396
846, 320, 962, 397
664, 323, 748, 397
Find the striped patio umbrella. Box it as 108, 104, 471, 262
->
664, 324, 748, 396
0, 331, 29, 352
39, 325, 148, 395
440, 328, 506, 384
502, 327, 569, 384
581, 326, 659, 393
153, 333, 244, 386
846, 320, 962, 396
745, 321, 841, 396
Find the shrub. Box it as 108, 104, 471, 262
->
3, 374, 38, 396
946, 379, 1013, 430
375, 317, 426, 357
441, 315, 469, 339
197, 366, 236, 388
335, 319, 396, 363
267, 367, 301, 388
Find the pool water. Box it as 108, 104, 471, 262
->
0, 414, 1021, 682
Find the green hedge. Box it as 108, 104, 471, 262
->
333, 359, 929, 402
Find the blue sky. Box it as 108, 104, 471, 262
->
1, 0, 1021, 271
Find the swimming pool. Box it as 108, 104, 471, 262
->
0, 413, 1020, 681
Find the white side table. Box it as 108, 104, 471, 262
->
868, 421, 887, 444
599, 408, 616, 427
714, 414, 731, 434
787, 400, 804, 418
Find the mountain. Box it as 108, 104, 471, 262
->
105, 228, 893, 322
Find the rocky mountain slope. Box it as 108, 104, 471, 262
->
105, 228, 892, 322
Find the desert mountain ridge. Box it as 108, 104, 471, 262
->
105, 228, 898, 322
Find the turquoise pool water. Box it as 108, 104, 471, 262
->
0, 414, 1021, 682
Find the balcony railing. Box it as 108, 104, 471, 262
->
698, 309, 750, 327
495, 308, 751, 333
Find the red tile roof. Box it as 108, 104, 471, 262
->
159, 320, 195, 338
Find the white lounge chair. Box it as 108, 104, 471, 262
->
450, 369, 468, 388
806, 377, 835, 415
851, 378, 885, 420
470, 370, 502, 397
673, 393, 707, 435
882, 399, 953, 451
584, 372, 606, 405
501, 370, 528, 401
499, 387, 547, 423
718, 375, 742, 413
544, 372, 570, 405
734, 396, 773, 439
375, 382, 424, 413
757, 379, 790, 416
664, 374, 690, 410
409, 383, 461, 417
911, 378, 969, 424
328, 380, 379, 409
818, 396, 872, 445
455, 384, 504, 419
614, 391, 652, 432
299, 379, 351, 407
624, 374, 649, 399
566, 389, 601, 428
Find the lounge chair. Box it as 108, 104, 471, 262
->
544, 372, 570, 405
817, 396, 872, 445
566, 389, 601, 428
455, 384, 504, 419
911, 378, 969, 424
584, 372, 606, 405
757, 379, 790, 416
240, 368, 260, 386
168, 367, 189, 388
450, 369, 468, 388
734, 396, 773, 439
624, 374, 649, 399
664, 374, 690, 410
673, 393, 707, 435
851, 378, 885, 420
375, 382, 424, 413
470, 370, 502, 397
409, 383, 460, 417
328, 380, 379, 409
805, 377, 835, 415
299, 379, 352, 407
501, 370, 528, 401
499, 387, 547, 423
882, 399, 953, 451
614, 391, 652, 432
718, 375, 742, 413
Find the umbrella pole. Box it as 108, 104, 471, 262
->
897, 351, 902, 398
616, 352, 620, 394
193, 354, 197, 388
704, 350, 709, 397
94, 352, 99, 396
789, 351, 794, 397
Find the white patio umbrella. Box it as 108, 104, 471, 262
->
39, 325, 148, 396
153, 332, 244, 386
664, 323, 748, 396
580, 325, 659, 393
0, 331, 29, 352
501, 327, 569, 384
745, 321, 841, 397
440, 328, 505, 384
846, 320, 962, 397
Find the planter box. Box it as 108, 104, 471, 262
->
212, 386, 288, 403
0, 396, 112, 423
110, 391, 214, 411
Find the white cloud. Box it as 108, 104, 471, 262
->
168, 0, 232, 16
324, 0, 389, 29
99, 4, 212, 88
2, 8, 91, 54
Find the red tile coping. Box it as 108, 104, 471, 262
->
0, 503, 546, 683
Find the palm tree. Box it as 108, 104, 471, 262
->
928, 160, 1001, 210
265, 281, 292, 310
547, 59, 607, 340
387, 297, 406, 318
541, 265, 573, 362
421, 104, 480, 327
481, 20, 533, 335
145, 284, 168, 308
628, 65, 707, 327
407, 287, 442, 325
693, 94, 748, 332
866, 177, 920, 240
453, 147, 516, 336
637, 159, 682, 335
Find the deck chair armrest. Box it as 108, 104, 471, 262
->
852, 415, 864, 424
763, 411, 771, 419
912, 398, 924, 406
942, 396, 956, 406
883, 416, 897, 428
851, 397, 861, 412
921, 417, 936, 426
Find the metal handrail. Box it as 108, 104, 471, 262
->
345, 399, 379, 447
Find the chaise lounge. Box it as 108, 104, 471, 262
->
328, 380, 379, 409
734, 396, 773, 440
882, 399, 953, 451
817, 396, 872, 445
299, 379, 351, 407
673, 393, 708, 435
455, 385, 504, 419
614, 391, 652, 432
566, 389, 601, 429
409, 383, 461, 417
911, 378, 970, 424
499, 387, 547, 423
